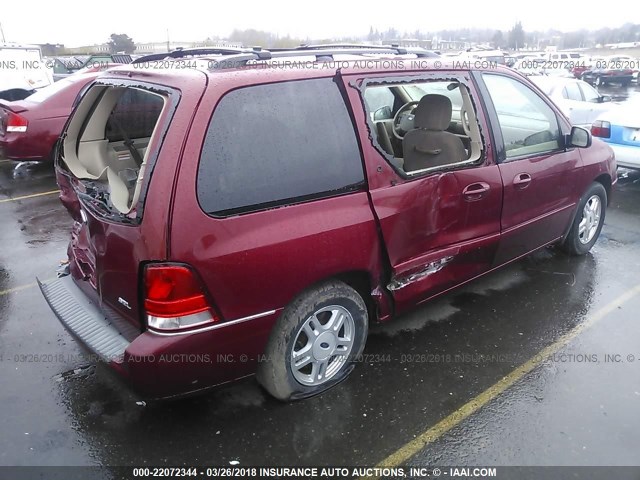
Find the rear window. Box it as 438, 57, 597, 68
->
60, 84, 168, 218
105, 88, 163, 141
197, 78, 364, 216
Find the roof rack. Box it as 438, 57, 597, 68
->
131, 47, 247, 64
269, 43, 408, 55
131, 44, 440, 70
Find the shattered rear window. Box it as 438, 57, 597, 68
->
60, 84, 167, 219
105, 88, 163, 142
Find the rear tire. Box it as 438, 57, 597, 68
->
561, 182, 607, 256
257, 280, 368, 401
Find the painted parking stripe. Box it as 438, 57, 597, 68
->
366, 283, 640, 477
0, 190, 59, 203
0, 278, 57, 297
0, 282, 38, 297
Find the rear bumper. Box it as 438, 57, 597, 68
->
38, 275, 281, 398
0, 135, 49, 162
608, 143, 640, 169
38, 275, 135, 364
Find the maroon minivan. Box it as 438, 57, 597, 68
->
39, 46, 616, 401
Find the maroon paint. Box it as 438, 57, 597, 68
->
49, 63, 616, 398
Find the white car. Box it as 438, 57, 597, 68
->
0, 43, 54, 101
591, 99, 640, 170
529, 75, 615, 128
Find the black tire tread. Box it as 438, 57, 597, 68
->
561, 182, 607, 256
257, 280, 368, 401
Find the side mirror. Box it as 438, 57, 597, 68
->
373, 106, 393, 121
567, 126, 592, 148
600, 95, 612, 103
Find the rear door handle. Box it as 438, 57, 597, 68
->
462, 182, 490, 201
513, 173, 532, 189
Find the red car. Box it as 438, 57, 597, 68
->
0, 72, 102, 162
38, 47, 616, 401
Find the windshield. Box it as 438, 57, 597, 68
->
403, 82, 463, 109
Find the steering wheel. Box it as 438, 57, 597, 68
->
392, 101, 420, 140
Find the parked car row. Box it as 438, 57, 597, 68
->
0, 43, 131, 101
509, 52, 638, 87
529, 76, 614, 128
509, 55, 639, 168
578, 56, 636, 87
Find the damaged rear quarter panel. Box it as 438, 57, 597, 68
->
57, 69, 209, 328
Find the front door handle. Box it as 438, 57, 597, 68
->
462, 182, 490, 201
513, 173, 532, 189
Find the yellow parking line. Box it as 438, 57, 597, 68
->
0, 277, 56, 297
369, 284, 640, 475
0, 281, 37, 296
0, 190, 59, 203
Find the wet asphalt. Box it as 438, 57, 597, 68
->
0, 83, 639, 475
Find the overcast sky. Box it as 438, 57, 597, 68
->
2, 0, 638, 46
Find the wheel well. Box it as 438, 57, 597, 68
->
594, 174, 612, 205
334, 271, 378, 324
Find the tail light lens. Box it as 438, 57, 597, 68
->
144, 264, 218, 332
591, 120, 611, 139
6, 112, 28, 133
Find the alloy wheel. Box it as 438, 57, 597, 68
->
290, 305, 355, 386
578, 195, 602, 244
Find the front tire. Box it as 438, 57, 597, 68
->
257, 280, 368, 401
561, 182, 607, 255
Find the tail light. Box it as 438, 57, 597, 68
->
6, 112, 28, 133
144, 263, 218, 332
591, 120, 611, 139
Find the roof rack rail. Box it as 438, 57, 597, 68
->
271, 47, 407, 58
298, 43, 399, 49
269, 44, 440, 58
132, 47, 247, 64
269, 43, 408, 55
127, 45, 439, 71
208, 47, 418, 70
